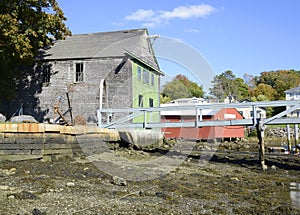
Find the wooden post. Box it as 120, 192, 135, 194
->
287, 124, 291, 153
295, 124, 299, 153
256, 120, 266, 171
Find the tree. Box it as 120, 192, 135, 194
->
251, 83, 277, 101
249, 70, 300, 116
174, 75, 204, 98
210, 70, 249, 101
160, 94, 171, 104
161, 75, 204, 102
162, 79, 192, 101
255, 70, 300, 100
0, 0, 71, 99
243, 73, 256, 89
234, 77, 249, 99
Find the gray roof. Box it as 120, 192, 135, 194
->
42, 28, 160, 70
284, 86, 300, 93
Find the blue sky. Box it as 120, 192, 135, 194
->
57, 0, 300, 89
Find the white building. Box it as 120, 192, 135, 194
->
285, 86, 300, 117
237, 106, 266, 119
162, 97, 266, 119
169, 97, 208, 105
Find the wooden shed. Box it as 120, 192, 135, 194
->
161, 107, 244, 140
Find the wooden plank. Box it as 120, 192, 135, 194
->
0, 144, 43, 150
42, 148, 74, 155
0, 124, 6, 132
0, 137, 16, 144
44, 124, 61, 133
0, 149, 33, 155
43, 143, 79, 149
15, 138, 43, 144
3, 124, 18, 132
17, 123, 45, 133
44, 136, 68, 144
60, 126, 75, 135
0, 154, 42, 161
4, 133, 45, 139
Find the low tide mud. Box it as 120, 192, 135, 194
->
0, 139, 300, 214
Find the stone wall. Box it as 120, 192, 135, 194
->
0, 123, 120, 161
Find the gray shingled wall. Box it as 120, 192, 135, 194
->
36, 58, 133, 124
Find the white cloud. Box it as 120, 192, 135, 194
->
184, 28, 200, 33
124, 4, 216, 28
143, 22, 158, 28
160, 4, 216, 20
125, 9, 155, 21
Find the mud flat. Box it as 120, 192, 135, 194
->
0, 140, 300, 214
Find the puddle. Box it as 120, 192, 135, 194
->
290, 182, 300, 209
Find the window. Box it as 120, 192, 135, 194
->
151, 74, 154, 86
138, 95, 143, 107
149, 98, 154, 107
238, 111, 243, 117
75, 63, 84, 82
143, 69, 149, 84
42, 65, 51, 85
137, 66, 142, 80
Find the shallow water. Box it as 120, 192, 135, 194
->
290, 182, 300, 209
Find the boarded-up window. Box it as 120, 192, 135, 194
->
76, 63, 84, 82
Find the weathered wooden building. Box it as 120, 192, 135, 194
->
4, 29, 164, 124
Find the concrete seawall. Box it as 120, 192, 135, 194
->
0, 123, 120, 161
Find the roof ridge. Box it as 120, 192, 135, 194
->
71, 28, 147, 37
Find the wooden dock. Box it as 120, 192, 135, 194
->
0, 123, 120, 161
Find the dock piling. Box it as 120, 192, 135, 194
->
256, 120, 266, 171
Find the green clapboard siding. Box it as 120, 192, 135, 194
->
132, 61, 160, 123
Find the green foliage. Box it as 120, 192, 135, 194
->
0, 0, 71, 99
162, 79, 192, 100
234, 77, 249, 99
175, 75, 205, 98
210, 69, 300, 104
253, 70, 300, 100
162, 75, 204, 101
210, 70, 249, 101
160, 94, 171, 104
252, 83, 277, 101
209, 69, 300, 117
247, 70, 300, 117
247, 127, 257, 138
